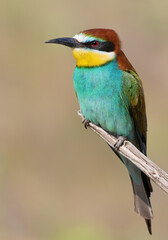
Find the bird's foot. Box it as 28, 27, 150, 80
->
114, 136, 126, 150
82, 118, 90, 129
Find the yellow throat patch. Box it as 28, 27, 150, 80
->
72, 48, 116, 67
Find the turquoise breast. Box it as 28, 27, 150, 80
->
73, 60, 135, 140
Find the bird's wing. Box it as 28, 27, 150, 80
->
121, 70, 153, 226
121, 70, 147, 154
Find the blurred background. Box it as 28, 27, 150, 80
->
1, 0, 168, 239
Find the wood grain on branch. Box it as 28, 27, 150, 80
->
78, 111, 168, 193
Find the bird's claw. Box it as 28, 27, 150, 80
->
114, 136, 126, 150
82, 118, 90, 129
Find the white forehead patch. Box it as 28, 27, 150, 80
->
73, 33, 104, 43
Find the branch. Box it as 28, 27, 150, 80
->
78, 111, 168, 193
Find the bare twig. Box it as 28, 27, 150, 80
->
78, 111, 168, 193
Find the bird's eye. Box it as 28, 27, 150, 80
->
91, 40, 99, 47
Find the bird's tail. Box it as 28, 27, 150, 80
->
118, 154, 153, 234
111, 147, 153, 234
130, 174, 153, 234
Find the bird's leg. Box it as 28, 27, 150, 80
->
114, 136, 126, 150
82, 118, 90, 129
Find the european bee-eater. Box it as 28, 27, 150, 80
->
46, 28, 153, 234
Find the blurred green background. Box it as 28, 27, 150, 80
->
1, 0, 168, 239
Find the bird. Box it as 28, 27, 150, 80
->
46, 28, 153, 234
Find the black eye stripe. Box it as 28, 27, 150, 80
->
83, 41, 115, 52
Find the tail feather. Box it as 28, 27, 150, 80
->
145, 219, 152, 235
119, 153, 153, 234
110, 147, 153, 234
130, 176, 153, 234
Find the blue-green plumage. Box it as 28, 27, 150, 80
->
73, 59, 143, 184
74, 58, 153, 229
74, 60, 135, 139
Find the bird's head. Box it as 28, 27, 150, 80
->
46, 28, 121, 67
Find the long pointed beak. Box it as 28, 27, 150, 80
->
45, 37, 81, 48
